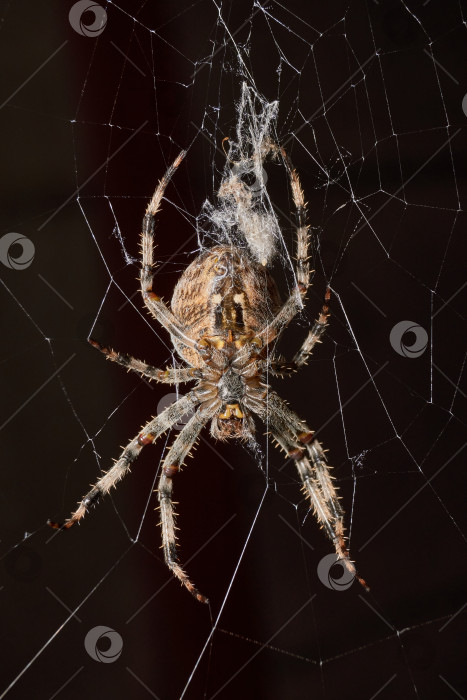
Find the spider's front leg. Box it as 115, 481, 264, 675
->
48, 393, 198, 531
157, 398, 220, 604
139, 151, 201, 354
259, 147, 311, 346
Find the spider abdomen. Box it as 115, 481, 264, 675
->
170, 245, 281, 367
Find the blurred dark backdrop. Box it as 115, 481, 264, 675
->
0, 1, 466, 699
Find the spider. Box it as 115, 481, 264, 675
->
49, 148, 367, 602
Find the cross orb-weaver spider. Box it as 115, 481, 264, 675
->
49, 148, 367, 602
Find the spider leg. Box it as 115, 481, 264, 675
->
270, 288, 330, 376
246, 390, 367, 590
258, 147, 311, 345
280, 146, 310, 294
140, 151, 199, 352
88, 338, 198, 384
48, 393, 198, 530
157, 398, 220, 604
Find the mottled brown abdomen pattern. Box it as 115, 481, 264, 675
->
171, 245, 281, 366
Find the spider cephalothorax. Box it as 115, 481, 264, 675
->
49, 149, 367, 603
194, 340, 266, 443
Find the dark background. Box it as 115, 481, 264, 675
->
0, 1, 466, 699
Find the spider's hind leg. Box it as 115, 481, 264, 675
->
48, 394, 197, 531
157, 399, 220, 604
298, 439, 367, 589
289, 435, 367, 590
249, 390, 368, 590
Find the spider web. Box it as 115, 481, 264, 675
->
0, 1, 466, 698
